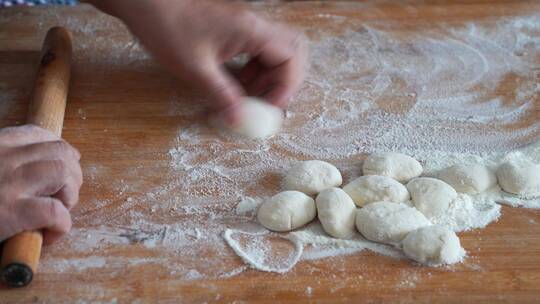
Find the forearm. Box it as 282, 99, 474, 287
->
82, 0, 127, 17
83, 0, 189, 21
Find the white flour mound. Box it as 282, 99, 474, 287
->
430, 194, 501, 232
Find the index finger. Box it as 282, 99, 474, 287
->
0, 124, 59, 148
247, 23, 308, 107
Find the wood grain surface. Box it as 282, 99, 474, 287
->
1, 1, 540, 303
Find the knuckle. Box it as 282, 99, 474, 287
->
285, 31, 306, 56
20, 199, 53, 231
68, 192, 80, 209
44, 199, 61, 224
3, 156, 20, 175
63, 215, 72, 233
237, 11, 262, 37
76, 166, 84, 186
60, 141, 80, 160
0, 203, 19, 238
236, 10, 257, 26
52, 160, 68, 179
294, 32, 308, 50
4, 146, 21, 162
50, 140, 69, 155
11, 164, 27, 184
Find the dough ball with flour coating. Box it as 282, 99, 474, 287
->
257, 191, 316, 232
363, 152, 423, 183
407, 177, 457, 218
355, 202, 431, 245
496, 159, 540, 197
284, 160, 342, 195
403, 225, 465, 266
438, 164, 496, 194
315, 188, 357, 239
343, 175, 410, 207
232, 97, 284, 139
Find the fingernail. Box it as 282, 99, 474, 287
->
64, 140, 81, 160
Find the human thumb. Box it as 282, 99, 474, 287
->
196, 60, 245, 126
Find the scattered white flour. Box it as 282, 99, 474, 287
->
184, 269, 203, 281
2, 6, 539, 282
396, 270, 421, 289
235, 196, 263, 216
42, 256, 106, 273
223, 229, 303, 273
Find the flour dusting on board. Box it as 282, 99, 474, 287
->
5, 7, 539, 280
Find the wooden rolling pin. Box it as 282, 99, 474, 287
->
0, 26, 72, 288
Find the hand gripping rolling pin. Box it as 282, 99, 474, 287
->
0, 26, 72, 288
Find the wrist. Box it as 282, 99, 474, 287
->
82, 0, 126, 18
84, 0, 192, 21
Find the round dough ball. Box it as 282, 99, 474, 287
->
343, 175, 410, 207
363, 152, 423, 183
257, 191, 316, 232
402, 225, 465, 266
407, 177, 457, 218
232, 97, 284, 139
283, 160, 342, 195
496, 159, 540, 197
355, 202, 431, 245
438, 164, 496, 194
315, 188, 357, 239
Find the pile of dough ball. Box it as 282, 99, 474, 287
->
256, 152, 540, 266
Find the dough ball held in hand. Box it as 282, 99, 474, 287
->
284, 160, 342, 195
403, 225, 465, 266
355, 202, 431, 245
315, 188, 357, 239
407, 177, 457, 219
438, 164, 496, 194
496, 158, 540, 197
230, 97, 284, 139
363, 152, 423, 183
343, 175, 410, 207
257, 191, 316, 232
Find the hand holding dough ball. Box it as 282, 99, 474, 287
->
257, 191, 316, 232
343, 175, 410, 207
438, 164, 496, 194
284, 160, 342, 195
496, 159, 540, 197
315, 188, 357, 239
231, 97, 284, 139
355, 202, 431, 245
407, 177, 457, 219
402, 225, 465, 266
363, 152, 423, 183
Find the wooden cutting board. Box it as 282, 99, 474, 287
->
1, 1, 540, 303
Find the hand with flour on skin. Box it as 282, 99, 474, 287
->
87, 0, 308, 125
0, 125, 82, 245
